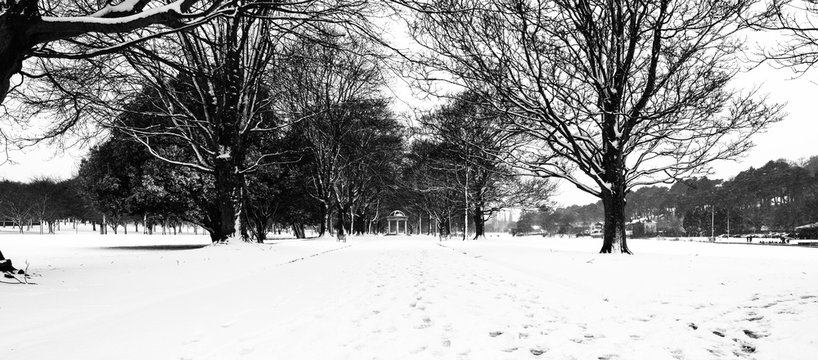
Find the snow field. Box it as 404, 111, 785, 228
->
0, 234, 816, 359
442, 236, 818, 360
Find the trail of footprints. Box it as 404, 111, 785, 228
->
684, 292, 818, 359
354, 247, 584, 358
344, 245, 818, 359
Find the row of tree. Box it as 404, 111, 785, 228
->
517, 157, 818, 237
402, 92, 554, 239
5, 0, 818, 256
0, 179, 93, 233
3, 91, 545, 242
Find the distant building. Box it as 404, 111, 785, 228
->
589, 222, 603, 237
627, 218, 657, 237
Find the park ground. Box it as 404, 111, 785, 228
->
1, 231, 817, 360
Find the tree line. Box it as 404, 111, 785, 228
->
516, 157, 818, 237
4, 0, 818, 258
2, 89, 548, 242
0, 178, 94, 233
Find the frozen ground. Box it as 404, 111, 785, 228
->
1, 233, 816, 359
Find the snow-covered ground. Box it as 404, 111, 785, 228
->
1, 233, 816, 359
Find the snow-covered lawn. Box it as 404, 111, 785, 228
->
1, 233, 816, 359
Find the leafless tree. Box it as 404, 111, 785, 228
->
750, 1, 818, 72
0, 180, 34, 233
7, 2, 379, 242
279, 34, 390, 239
400, 0, 783, 253
420, 91, 554, 239
403, 139, 463, 238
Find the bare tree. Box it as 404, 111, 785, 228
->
420, 91, 553, 239
401, 0, 783, 253
403, 139, 463, 238
329, 99, 403, 240
279, 34, 389, 238
8, 2, 378, 242
0, 0, 375, 266
0, 180, 34, 233
750, 1, 818, 72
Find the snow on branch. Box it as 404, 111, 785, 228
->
91, 0, 151, 18
34, 0, 200, 43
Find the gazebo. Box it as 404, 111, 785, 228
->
386, 210, 408, 235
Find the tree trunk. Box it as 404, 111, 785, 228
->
318, 202, 329, 237
369, 202, 380, 234
213, 159, 237, 242
347, 205, 354, 236
335, 205, 347, 242
207, 228, 220, 242
253, 217, 267, 243
599, 178, 632, 254
472, 204, 486, 239
447, 212, 452, 237
0, 1, 36, 105
327, 208, 335, 236
292, 223, 305, 239
208, 19, 248, 243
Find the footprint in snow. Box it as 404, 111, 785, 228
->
669, 349, 684, 360
726, 337, 757, 355
530, 348, 547, 356
416, 316, 432, 329
742, 329, 765, 339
